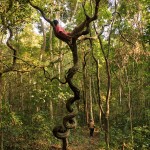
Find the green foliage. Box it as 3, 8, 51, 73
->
142, 23, 150, 44
133, 126, 150, 149
0, 0, 32, 28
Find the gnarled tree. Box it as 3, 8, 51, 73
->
28, 0, 100, 149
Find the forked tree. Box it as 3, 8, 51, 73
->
28, 0, 100, 149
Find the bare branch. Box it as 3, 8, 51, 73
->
78, 36, 97, 42
51, 77, 67, 84
112, 12, 135, 46
83, 51, 89, 69
64, 0, 101, 38
28, 0, 54, 27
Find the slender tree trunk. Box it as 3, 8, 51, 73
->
8, 81, 13, 111
119, 85, 122, 105
49, 11, 54, 120
84, 71, 89, 123
105, 59, 111, 149
94, 29, 111, 149
96, 59, 103, 126
0, 74, 4, 150
50, 100, 53, 120
0, 47, 4, 150
20, 74, 24, 113
49, 26, 53, 57
125, 69, 133, 144
58, 45, 63, 80
85, 92, 89, 124
70, 0, 79, 22
82, 50, 89, 123
89, 34, 104, 128
89, 76, 94, 120
40, 18, 46, 61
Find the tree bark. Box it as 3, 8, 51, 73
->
0, 74, 4, 150
82, 50, 89, 123
62, 138, 68, 150
50, 100, 53, 120
89, 76, 94, 120
0, 43, 4, 150
40, 18, 46, 61
125, 68, 133, 144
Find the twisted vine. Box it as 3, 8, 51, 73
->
52, 38, 80, 150
27, 0, 100, 149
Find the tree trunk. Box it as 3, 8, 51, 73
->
94, 27, 111, 149
82, 50, 89, 123
20, 74, 24, 113
89, 34, 104, 128
62, 138, 68, 150
0, 46, 4, 150
50, 100, 53, 120
95, 59, 103, 127
105, 59, 111, 149
48, 13, 54, 120
40, 18, 46, 61
89, 76, 94, 120
49, 27, 53, 55
70, 0, 79, 22
0, 74, 4, 150
125, 69, 133, 144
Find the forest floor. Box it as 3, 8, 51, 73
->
50, 126, 104, 150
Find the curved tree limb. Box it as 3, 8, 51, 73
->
1, 15, 17, 74
112, 11, 135, 46
71, 0, 101, 39
28, 0, 54, 27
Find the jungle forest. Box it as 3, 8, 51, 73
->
0, 0, 149, 150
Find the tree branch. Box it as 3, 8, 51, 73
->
74, 0, 101, 38
28, 0, 54, 27
0, 11, 18, 73
28, 0, 100, 41
112, 12, 135, 46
